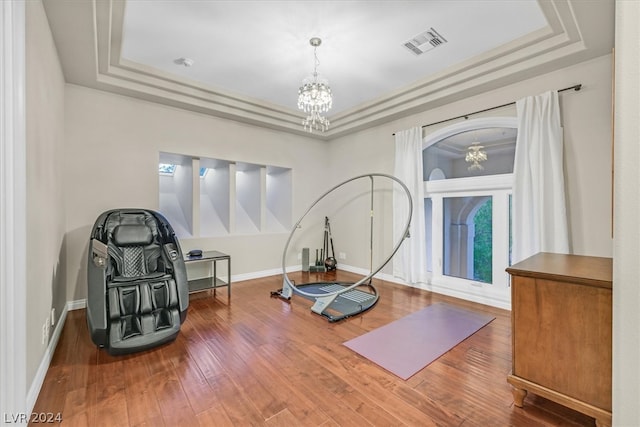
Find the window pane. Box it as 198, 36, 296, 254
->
443, 196, 492, 283
424, 127, 516, 180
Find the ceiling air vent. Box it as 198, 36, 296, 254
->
403, 28, 447, 56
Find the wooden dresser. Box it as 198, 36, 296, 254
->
506, 252, 612, 427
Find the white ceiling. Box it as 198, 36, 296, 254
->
42, 0, 614, 140
119, 0, 546, 115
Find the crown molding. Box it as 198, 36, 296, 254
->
43, 0, 613, 141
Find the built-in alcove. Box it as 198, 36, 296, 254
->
266, 166, 292, 233
158, 152, 193, 238
200, 158, 231, 237
158, 152, 292, 238
235, 162, 262, 234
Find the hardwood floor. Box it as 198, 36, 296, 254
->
32, 271, 596, 426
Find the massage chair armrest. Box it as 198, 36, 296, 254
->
87, 239, 109, 346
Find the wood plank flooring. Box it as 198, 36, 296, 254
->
31, 271, 596, 426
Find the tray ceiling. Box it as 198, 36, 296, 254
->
42, 0, 614, 140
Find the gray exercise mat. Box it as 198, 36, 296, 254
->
343, 303, 495, 380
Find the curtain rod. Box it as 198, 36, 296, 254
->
392, 83, 582, 136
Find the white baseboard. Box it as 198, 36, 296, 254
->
67, 298, 86, 310
231, 264, 300, 283
409, 281, 511, 310
26, 302, 69, 414
332, 263, 406, 285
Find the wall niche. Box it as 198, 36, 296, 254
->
159, 152, 292, 239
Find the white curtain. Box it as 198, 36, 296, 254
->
393, 127, 427, 283
512, 90, 569, 263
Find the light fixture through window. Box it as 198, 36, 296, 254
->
298, 37, 332, 133
465, 142, 487, 171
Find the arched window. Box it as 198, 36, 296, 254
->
423, 117, 516, 308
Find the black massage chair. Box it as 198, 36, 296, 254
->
86, 209, 188, 355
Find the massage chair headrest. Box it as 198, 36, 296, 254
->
112, 224, 154, 247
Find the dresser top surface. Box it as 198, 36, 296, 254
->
506, 252, 612, 288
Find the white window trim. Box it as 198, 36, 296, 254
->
426, 173, 513, 194
426, 183, 512, 307
422, 117, 516, 310
422, 116, 518, 150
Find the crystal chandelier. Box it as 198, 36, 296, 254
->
298, 37, 332, 132
465, 142, 488, 171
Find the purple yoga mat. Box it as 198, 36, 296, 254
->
343, 303, 495, 380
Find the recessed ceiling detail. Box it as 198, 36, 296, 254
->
403, 28, 447, 56
41, 0, 614, 140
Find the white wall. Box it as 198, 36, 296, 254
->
613, 1, 640, 424
25, 0, 66, 398
327, 54, 614, 276
64, 85, 328, 301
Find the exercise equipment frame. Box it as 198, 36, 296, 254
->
272, 173, 412, 322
